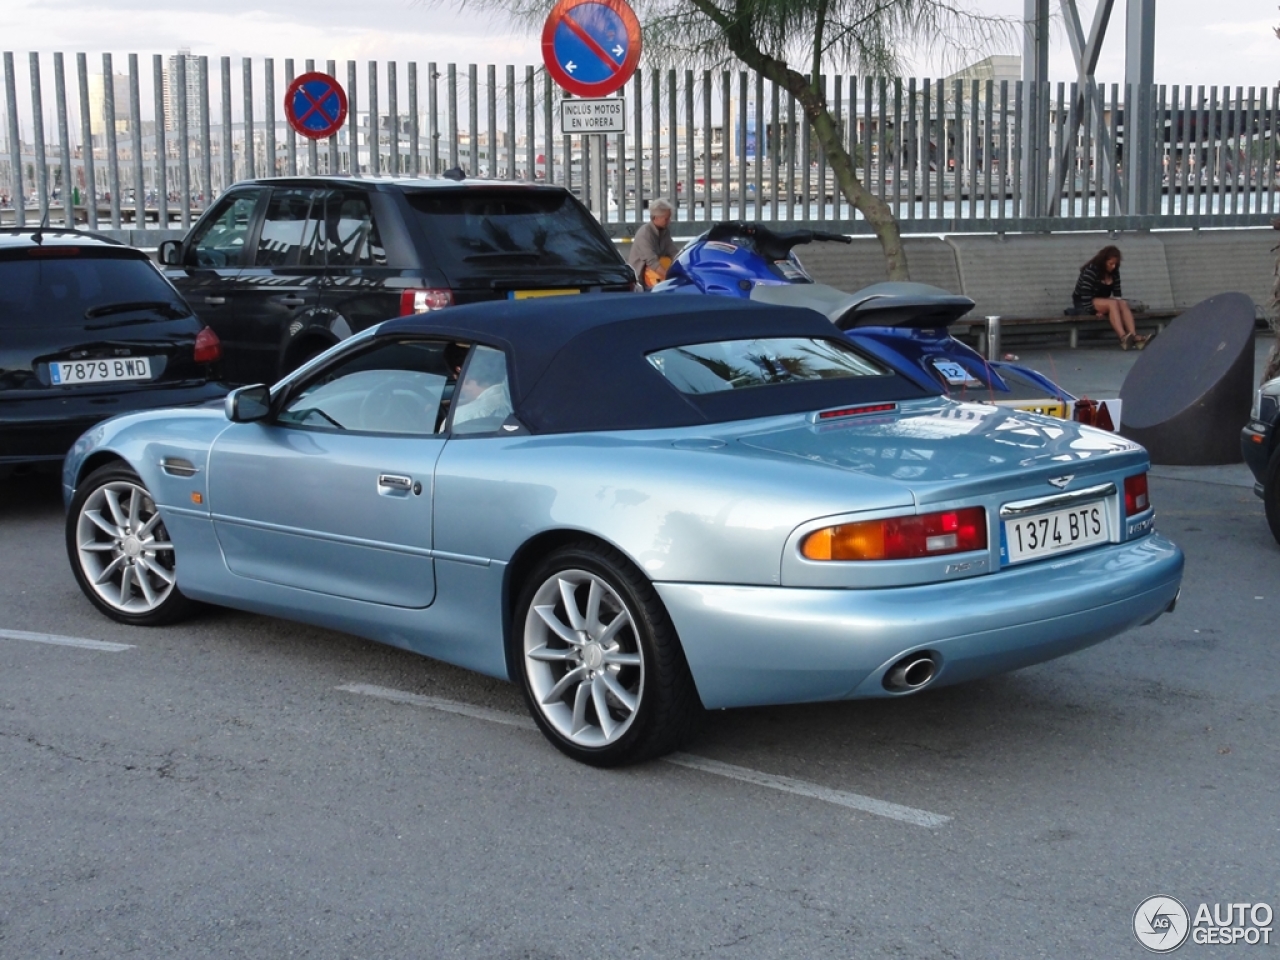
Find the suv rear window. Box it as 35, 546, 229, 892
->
0, 257, 190, 328
403, 188, 622, 270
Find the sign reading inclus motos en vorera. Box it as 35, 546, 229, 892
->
560, 98, 626, 134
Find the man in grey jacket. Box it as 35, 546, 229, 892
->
627, 198, 678, 289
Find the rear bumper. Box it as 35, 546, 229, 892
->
656, 534, 1184, 710
0, 382, 229, 464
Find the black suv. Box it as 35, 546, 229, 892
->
0, 228, 226, 477
159, 176, 637, 384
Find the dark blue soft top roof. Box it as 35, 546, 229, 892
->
382, 294, 936, 433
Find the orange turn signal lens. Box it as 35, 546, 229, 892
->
802, 507, 988, 561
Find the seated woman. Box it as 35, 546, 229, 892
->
1072, 245, 1148, 350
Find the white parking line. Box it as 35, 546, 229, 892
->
664, 753, 951, 828
338, 682, 951, 828
0, 628, 134, 652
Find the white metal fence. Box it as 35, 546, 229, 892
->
3, 51, 1279, 238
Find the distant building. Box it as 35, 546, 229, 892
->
164, 50, 203, 131
87, 72, 133, 136
944, 55, 1022, 88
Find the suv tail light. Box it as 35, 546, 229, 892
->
802, 507, 988, 561
1124, 472, 1149, 516
193, 326, 222, 364
400, 288, 454, 314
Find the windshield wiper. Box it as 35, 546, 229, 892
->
85, 300, 189, 321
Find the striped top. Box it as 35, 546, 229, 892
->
1072, 263, 1121, 307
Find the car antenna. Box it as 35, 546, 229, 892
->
442, 166, 466, 181
32, 206, 51, 244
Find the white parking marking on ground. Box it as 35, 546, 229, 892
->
339, 682, 951, 828
336, 683, 537, 730
0, 628, 134, 652
664, 753, 951, 828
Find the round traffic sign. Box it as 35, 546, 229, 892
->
284, 72, 348, 140
541, 0, 642, 98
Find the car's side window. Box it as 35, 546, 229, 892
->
320, 192, 386, 267
450, 344, 514, 435
187, 191, 262, 267
255, 189, 322, 268
277, 339, 453, 436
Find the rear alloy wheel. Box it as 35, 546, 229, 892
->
66, 463, 195, 626
1265, 447, 1280, 546
517, 542, 700, 766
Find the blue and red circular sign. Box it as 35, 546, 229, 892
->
541, 0, 642, 98
285, 72, 348, 140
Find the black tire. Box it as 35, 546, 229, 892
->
1265, 447, 1280, 546
66, 462, 196, 626
515, 540, 701, 766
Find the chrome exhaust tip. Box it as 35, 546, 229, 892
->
883, 652, 938, 693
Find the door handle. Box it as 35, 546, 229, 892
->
378, 474, 413, 490
203, 295, 226, 305
278, 296, 307, 307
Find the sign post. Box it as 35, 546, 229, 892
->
541, 0, 642, 217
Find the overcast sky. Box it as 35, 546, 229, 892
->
5, 0, 1277, 88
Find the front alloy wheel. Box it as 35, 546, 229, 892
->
518, 542, 699, 766
66, 463, 194, 626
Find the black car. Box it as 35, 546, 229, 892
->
1241, 371, 1280, 543
0, 228, 226, 478
158, 176, 637, 384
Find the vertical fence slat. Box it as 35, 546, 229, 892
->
370, 61, 381, 175
429, 62, 440, 175
1245, 86, 1256, 214
785, 86, 796, 222
447, 63, 458, 172
53, 54, 73, 226
1011, 80, 1023, 219
153, 55, 168, 227
177, 54, 191, 228
129, 56, 144, 225
5, 53, 25, 226
241, 58, 254, 181
264, 58, 275, 181
524, 65, 534, 184
921, 79, 931, 219
667, 69, 677, 218
982, 80, 993, 220
720, 71, 731, 221
893, 78, 904, 222
651, 70, 661, 203
543, 69, 554, 187
683, 70, 694, 221
997, 80, 1009, 226
968, 79, 979, 221
907, 78, 918, 225
219, 57, 232, 195
486, 64, 496, 179
630, 68, 642, 206
505, 65, 515, 180
30, 54, 49, 224
769, 78, 780, 221
389, 61, 400, 175
76, 53, 97, 229
738, 71, 748, 221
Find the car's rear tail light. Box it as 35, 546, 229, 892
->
802, 507, 988, 561
193, 326, 222, 364
400, 288, 454, 314
1124, 472, 1150, 516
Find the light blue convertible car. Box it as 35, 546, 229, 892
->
63, 295, 1184, 766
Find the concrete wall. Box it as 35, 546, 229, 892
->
798, 228, 1276, 320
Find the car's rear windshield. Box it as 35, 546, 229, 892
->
0, 256, 191, 328
403, 188, 624, 270
647, 337, 891, 394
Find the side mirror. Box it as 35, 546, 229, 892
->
225, 384, 271, 423
157, 239, 183, 266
